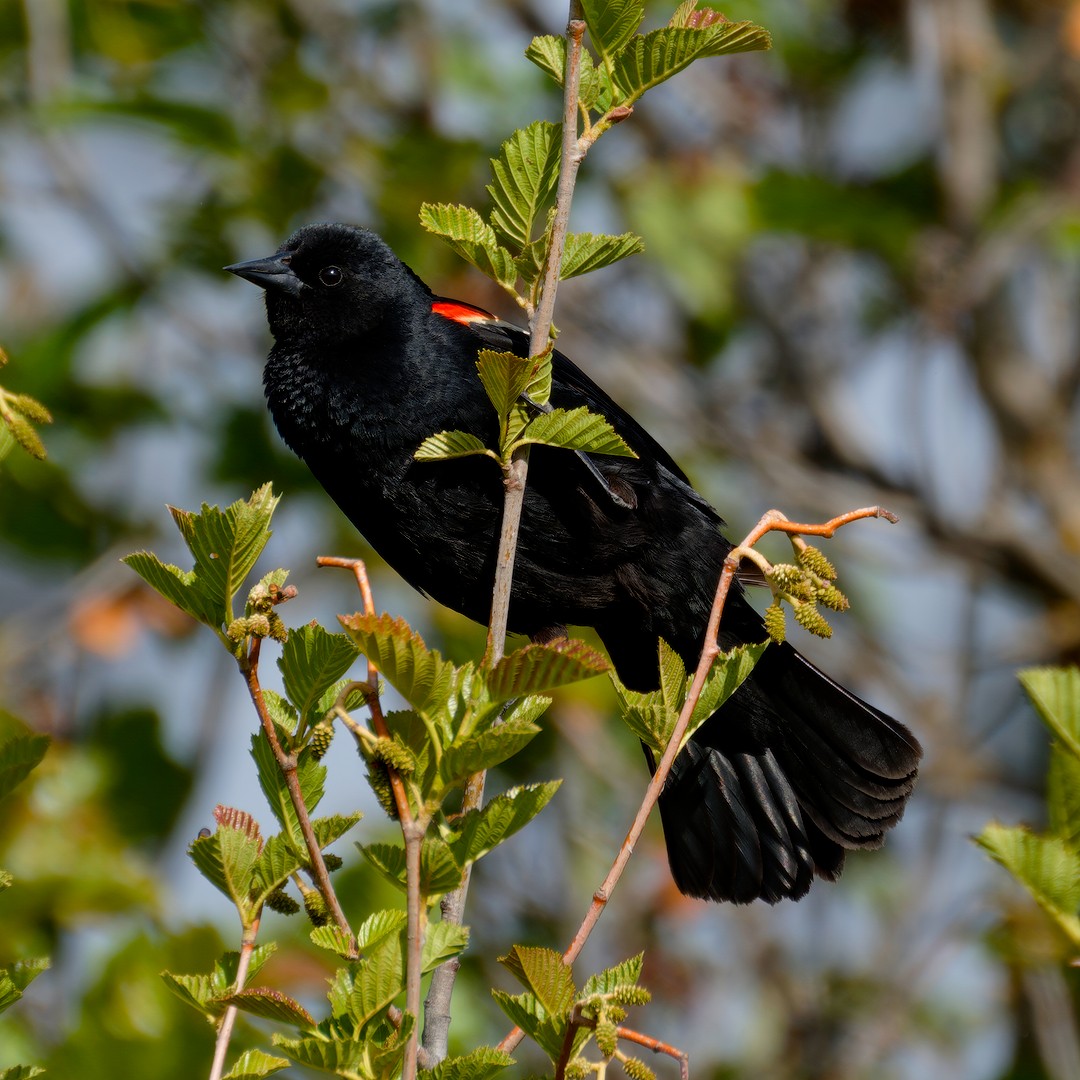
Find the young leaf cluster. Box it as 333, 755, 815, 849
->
976, 667, 1080, 949
492, 946, 652, 1076
0, 346, 52, 463
614, 638, 767, 755
123, 484, 288, 658
415, 348, 637, 471
340, 612, 607, 899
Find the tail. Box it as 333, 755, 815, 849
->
655, 641, 921, 904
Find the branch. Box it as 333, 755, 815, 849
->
240, 638, 356, 954
318, 556, 427, 1080
499, 505, 897, 1054
424, 3, 588, 1063
208, 918, 260, 1080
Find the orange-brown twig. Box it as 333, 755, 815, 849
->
498, 505, 897, 1056
319, 555, 425, 1080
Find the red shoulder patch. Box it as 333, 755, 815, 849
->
432, 299, 496, 325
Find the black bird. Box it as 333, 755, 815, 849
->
227, 223, 921, 904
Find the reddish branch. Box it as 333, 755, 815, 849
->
499, 505, 897, 1056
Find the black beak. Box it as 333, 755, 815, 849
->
224, 253, 303, 297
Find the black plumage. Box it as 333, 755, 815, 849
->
227, 222, 921, 904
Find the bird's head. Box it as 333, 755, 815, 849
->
225, 223, 429, 344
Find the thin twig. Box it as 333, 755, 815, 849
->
240, 638, 356, 955
318, 556, 426, 1080
616, 1027, 690, 1080
208, 918, 260, 1080
498, 505, 896, 1054
423, 4, 588, 1063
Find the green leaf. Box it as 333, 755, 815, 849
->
415, 429, 496, 463
351, 933, 405, 1026
188, 811, 262, 918
422, 921, 470, 972
559, 232, 645, 280
581, 952, 644, 997
339, 613, 456, 720
311, 812, 363, 851
218, 987, 316, 1027
0, 959, 48, 1015
525, 35, 609, 111
273, 1034, 365, 1076
486, 640, 609, 702
1048, 743, 1080, 850
499, 945, 576, 1016
446, 782, 561, 867
440, 713, 545, 788
182, 483, 280, 626
516, 406, 637, 457
580, 0, 645, 69
684, 641, 769, 746
490, 990, 566, 1060
1019, 667, 1080, 762
250, 731, 327, 845
976, 824, 1080, 946
279, 624, 360, 727
0, 727, 49, 803
162, 971, 221, 1016
122, 551, 208, 625
0, 1067, 46, 1079
486, 121, 561, 252
420, 1047, 514, 1080
310, 924, 357, 959
356, 909, 408, 950
260, 689, 299, 738
222, 1049, 291, 1080
612, 22, 771, 106
476, 349, 537, 421
250, 833, 304, 901
419, 203, 518, 287
360, 837, 464, 898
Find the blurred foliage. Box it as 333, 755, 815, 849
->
2, 0, 1080, 1076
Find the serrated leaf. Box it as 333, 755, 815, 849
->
162, 971, 221, 1015
360, 836, 464, 898
559, 232, 645, 280
477, 349, 536, 420
580, 0, 645, 68
581, 952, 644, 997
440, 713, 545, 788
415, 430, 496, 462
218, 987, 316, 1027
1048, 743, 1080, 850
486, 640, 609, 702
0, 1066, 46, 1079
446, 782, 560, 867
186, 484, 280, 626
310, 924, 357, 958
279, 624, 360, 727
420, 203, 518, 287
612, 22, 771, 105
0, 730, 49, 803
499, 945, 576, 1016
311, 812, 363, 850
1020, 667, 1080, 762
517, 406, 637, 457
525, 35, 609, 111
486, 121, 561, 252
339, 614, 456, 721
684, 641, 769, 746
656, 639, 687, 714
273, 1034, 365, 1075
420, 1047, 514, 1080
356, 909, 409, 950
976, 824, 1080, 946
222, 1048, 291, 1080
189, 821, 261, 917
491, 990, 567, 1060
422, 921, 470, 973
122, 551, 207, 624
251, 833, 304, 901
260, 689, 299, 738
350, 932, 405, 1026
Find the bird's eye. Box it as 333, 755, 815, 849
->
318, 265, 343, 287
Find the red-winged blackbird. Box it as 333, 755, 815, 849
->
227, 223, 921, 904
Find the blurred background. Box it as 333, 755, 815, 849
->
2, 0, 1079, 1076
